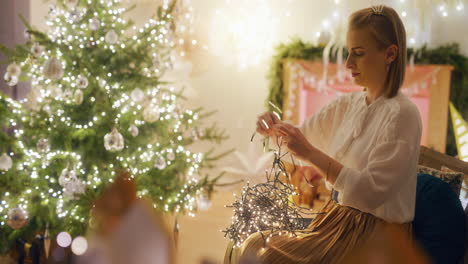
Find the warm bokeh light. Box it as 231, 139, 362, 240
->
209, 0, 278, 70
56, 232, 72, 247
71, 236, 88, 255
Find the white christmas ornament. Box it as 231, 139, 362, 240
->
197, 195, 212, 211
104, 128, 124, 152
167, 152, 175, 161
25, 87, 42, 111
31, 43, 44, 57
130, 88, 145, 102
89, 18, 100, 31
105, 30, 118, 44
37, 138, 50, 153
59, 168, 77, 186
155, 157, 166, 170
6, 63, 21, 77
63, 181, 85, 199
128, 125, 139, 137
4, 72, 18, 86
74, 89, 84, 105
67, 178, 85, 195
143, 105, 160, 123
77, 75, 88, 89
0, 153, 13, 171
59, 168, 85, 199
64, 181, 85, 199
43, 57, 64, 80
49, 85, 63, 98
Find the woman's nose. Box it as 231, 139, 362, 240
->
345, 55, 355, 69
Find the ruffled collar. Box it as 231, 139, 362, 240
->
361, 90, 386, 108
353, 91, 386, 139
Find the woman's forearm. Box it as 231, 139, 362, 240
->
306, 146, 344, 185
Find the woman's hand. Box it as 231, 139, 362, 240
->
272, 123, 344, 185
272, 123, 315, 162
256, 112, 281, 137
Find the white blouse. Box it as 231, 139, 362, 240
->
298, 90, 422, 223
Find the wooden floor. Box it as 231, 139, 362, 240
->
174, 188, 239, 264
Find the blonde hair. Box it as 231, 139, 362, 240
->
348, 5, 406, 98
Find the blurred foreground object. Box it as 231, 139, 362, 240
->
76, 170, 174, 264
343, 223, 431, 264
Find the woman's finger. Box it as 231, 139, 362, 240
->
268, 112, 280, 124
279, 123, 297, 134
261, 118, 272, 130
256, 121, 268, 135
258, 121, 269, 132
271, 111, 281, 123
257, 112, 279, 131
263, 113, 276, 128
272, 124, 289, 136
276, 135, 285, 144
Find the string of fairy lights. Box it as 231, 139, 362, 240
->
223, 135, 323, 248
0, 94, 27, 226
317, 0, 467, 49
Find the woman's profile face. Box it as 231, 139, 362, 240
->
345, 27, 388, 90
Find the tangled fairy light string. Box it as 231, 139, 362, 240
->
223, 136, 322, 248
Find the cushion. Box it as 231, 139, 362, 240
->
413, 173, 466, 264
417, 165, 464, 196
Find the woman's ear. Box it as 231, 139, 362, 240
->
385, 44, 398, 64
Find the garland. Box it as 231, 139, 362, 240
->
223, 137, 320, 248
266, 39, 468, 156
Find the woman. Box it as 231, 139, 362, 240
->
226, 5, 422, 264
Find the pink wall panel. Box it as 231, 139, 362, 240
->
291, 62, 436, 146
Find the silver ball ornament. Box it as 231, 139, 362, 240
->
37, 138, 50, 153
7, 207, 28, 230
155, 157, 167, 170
105, 30, 118, 44
4, 72, 18, 86
0, 153, 13, 171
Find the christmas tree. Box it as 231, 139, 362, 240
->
0, 0, 227, 253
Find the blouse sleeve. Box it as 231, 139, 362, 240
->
332, 103, 422, 213
298, 94, 351, 153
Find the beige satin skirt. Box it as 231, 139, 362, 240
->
224, 199, 413, 264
